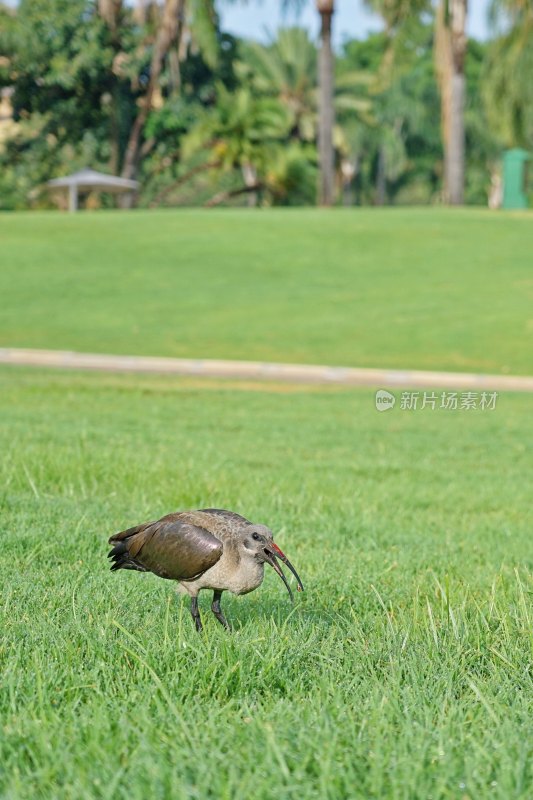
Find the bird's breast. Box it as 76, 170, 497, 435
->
181, 554, 265, 595
230, 559, 265, 595
215, 555, 265, 595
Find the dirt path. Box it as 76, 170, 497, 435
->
1, 347, 532, 392
0, 348, 533, 392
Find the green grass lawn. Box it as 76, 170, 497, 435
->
1, 367, 532, 799
1, 208, 532, 374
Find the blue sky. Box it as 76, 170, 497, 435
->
219, 0, 493, 48
3, 0, 494, 45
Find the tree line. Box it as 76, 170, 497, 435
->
0, 0, 531, 210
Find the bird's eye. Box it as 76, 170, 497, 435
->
252, 532, 261, 541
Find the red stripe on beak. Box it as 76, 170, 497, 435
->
268, 541, 304, 593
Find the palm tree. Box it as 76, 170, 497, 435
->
364, 0, 428, 34
434, 0, 468, 205
316, 0, 335, 205
97, 0, 128, 175
238, 28, 318, 142
121, 0, 186, 182
362, 0, 431, 204
117, 0, 219, 185
181, 84, 292, 205
483, 0, 533, 147
247, 0, 371, 206
239, 27, 371, 201
366, 0, 468, 205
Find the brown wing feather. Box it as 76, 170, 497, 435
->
108, 515, 223, 580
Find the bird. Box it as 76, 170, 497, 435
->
107, 508, 304, 631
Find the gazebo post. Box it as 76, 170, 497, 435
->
68, 183, 78, 213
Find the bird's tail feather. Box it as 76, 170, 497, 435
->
108, 540, 147, 573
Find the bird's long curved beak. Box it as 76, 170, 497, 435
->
263, 542, 304, 601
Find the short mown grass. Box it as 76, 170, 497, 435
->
1, 367, 532, 799
1, 208, 532, 374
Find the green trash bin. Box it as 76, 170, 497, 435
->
502, 148, 530, 209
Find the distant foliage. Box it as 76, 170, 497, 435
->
0, 0, 526, 208
483, 0, 533, 147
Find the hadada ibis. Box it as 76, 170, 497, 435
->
108, 508, 304, 631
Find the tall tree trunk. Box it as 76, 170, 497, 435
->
375, 146, 386, 206
341, 157, 356, 206
133, 0, 148, 26
241, 163, 258, 207
317, 2, 335, 206
121, 0, 185, 183
109, 79, 122, 176
98, 0, 122, 29
98, 0, 123, 176
435, 0, 467, 205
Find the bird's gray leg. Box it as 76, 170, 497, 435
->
211, 589, 231, 630
190, 596, 203, 632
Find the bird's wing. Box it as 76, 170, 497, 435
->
108, 515, 223, 580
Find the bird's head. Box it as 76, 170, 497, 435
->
241, 523, 304, 600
